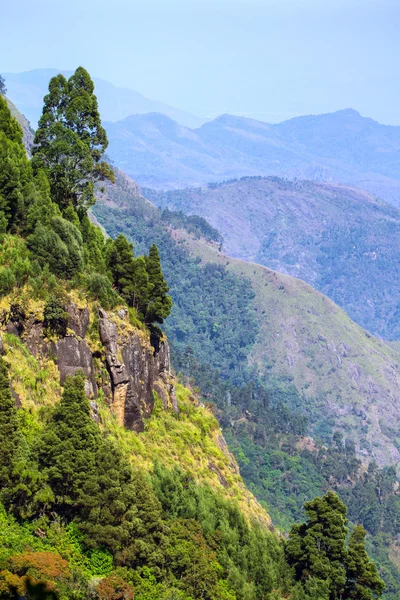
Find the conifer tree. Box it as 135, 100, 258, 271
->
81, 439, 166, 569
0, 356, 22, 494
344, 525, 385, 599
145, 244, 172, 324
32, 67, 114, 211
105, 235, 153, 317
105, 234, 135, 294
285, 491, 348, 600
37, 373, 100, 520
0, 96, 33, 229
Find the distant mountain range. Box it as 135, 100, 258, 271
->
6, 70, 400, 206
3, 69, 204, 128
105, 110, 400, 207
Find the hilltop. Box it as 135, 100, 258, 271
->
104, 109, 400, 206
147, 176, 400, 340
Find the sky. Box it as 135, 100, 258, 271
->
2, 0, 399, 123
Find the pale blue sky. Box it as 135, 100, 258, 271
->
2, 0, 399, 123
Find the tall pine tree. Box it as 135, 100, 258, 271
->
285, 492, 348, 600
0, 356, 22, 494
145, 244, 172, 325
32, 67, 114, 211
37, 373, 100, 520
344, 525, 385, 600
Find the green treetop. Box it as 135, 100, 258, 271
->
105, 234, 136, 294
345, 525, 385, 600
145, 244, 172, 325
286, 492, 385, 600
32, 67, 114, 211
106, 235, 172, 326
37, 373, 100, 521
285, 491, 348, 599
0, 95, 34, 230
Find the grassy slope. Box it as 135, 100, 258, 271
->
171, 229, 400, 467
0, 285, 271, 530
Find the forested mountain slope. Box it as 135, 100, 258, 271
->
0, 76, 299, 600
95, 174, 400, 468
147, 176, 400, 340
104, 109, 400, 206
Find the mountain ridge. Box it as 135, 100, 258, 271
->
105, 108, 400, 206
93, 171, 400, 469
145, 176, 400, 341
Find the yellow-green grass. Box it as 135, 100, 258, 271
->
99, 383, 272, 528
0, 276, 272, 529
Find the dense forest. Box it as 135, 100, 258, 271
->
0, 70, 387, 599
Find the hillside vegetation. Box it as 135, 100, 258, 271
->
147, 176, 400, 340
176, 231, 400, 465
0, 70, 307, 600
95, 175, 400, 468
95, 175, 400, 597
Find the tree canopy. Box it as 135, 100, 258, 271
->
286, 492, 385, 600
32, 67, 114, 211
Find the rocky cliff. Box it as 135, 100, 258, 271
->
0, 296, 177, 432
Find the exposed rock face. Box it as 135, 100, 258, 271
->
66, 303, 90, 338
52, 337, 98, 398
25, 318, 49, 358
2, 300, 177, 431
99, 309, 177, 432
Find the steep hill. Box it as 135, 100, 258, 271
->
94, 172, 400, 597
94, 176, 400, 469
104, 109, 400, 206
174, 231, 400, 466
147, 177, 400, 340
4, 69, 204, 128
0, 93, 291, 600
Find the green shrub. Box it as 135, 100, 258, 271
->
43, 298, 69, 337
0, 267, 16, 296
84, 273, 119, 308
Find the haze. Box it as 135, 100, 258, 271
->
2, 0, 399, 123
